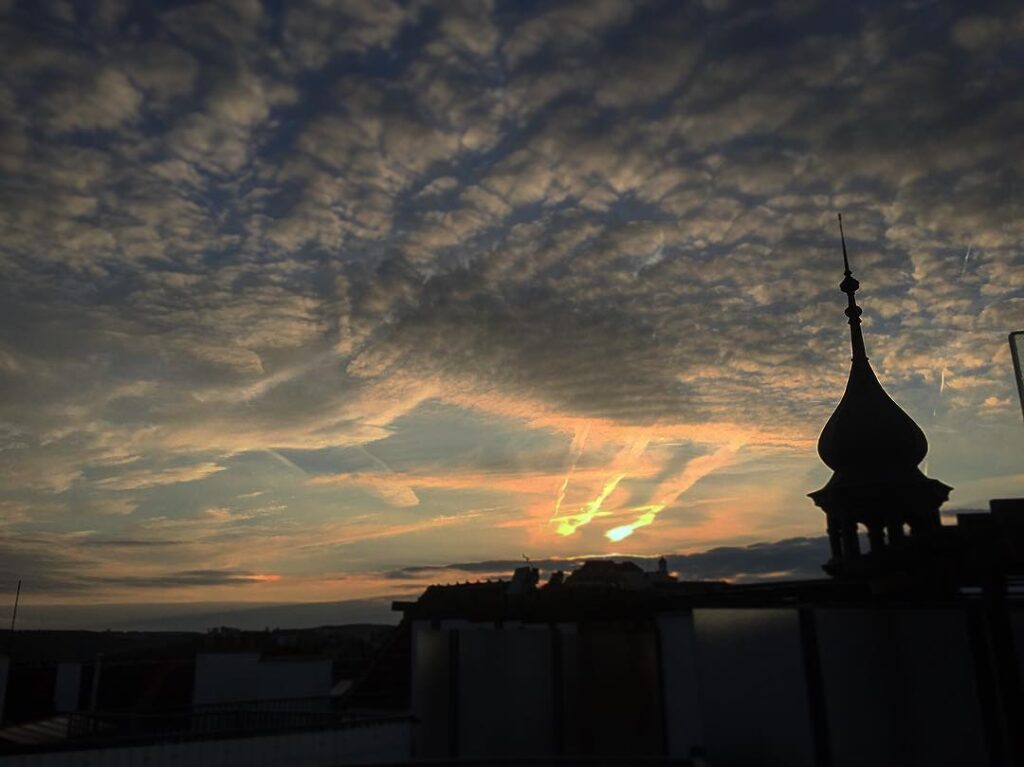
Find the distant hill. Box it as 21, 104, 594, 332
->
1, 629, 197, 662
10, 597, 403, 632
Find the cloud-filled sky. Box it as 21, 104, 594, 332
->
1, 0, 1022, 619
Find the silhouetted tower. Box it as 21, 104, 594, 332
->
809, 216, 952, 577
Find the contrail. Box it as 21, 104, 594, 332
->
266, 450, 306, 475
359, 445, 396, 473
959, 244, 973, 278
552, 425, 590, 524
359, 445, 420, 507
604, 441, 744, 542
556, 473, 626, 537
553, 434, 648, 536
605, 504, 660, 543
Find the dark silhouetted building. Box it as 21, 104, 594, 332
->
0, 627, 410, 765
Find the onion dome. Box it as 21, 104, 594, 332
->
817, 357, 929, 475
816, 215, 929, 483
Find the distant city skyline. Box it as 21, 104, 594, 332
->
1, 0, 1022, 619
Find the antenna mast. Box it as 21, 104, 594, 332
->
1010, 331, 1024, 424
10, 579, 20, 632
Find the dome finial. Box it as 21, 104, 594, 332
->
837, 214, 867, 362
839, 213, 851, 276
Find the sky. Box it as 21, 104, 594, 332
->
1, 0, 1023, 626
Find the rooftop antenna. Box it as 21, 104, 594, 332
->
10, 579, 20, 632
1010, 331, 1024, 424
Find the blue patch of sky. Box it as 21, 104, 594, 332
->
254, 6, 443, 163
360, 400, 567, 474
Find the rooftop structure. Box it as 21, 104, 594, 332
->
809, 217, 1024, 587
810, 215, 952, 578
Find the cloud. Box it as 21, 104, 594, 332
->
88, 569, 281, 589
502, 0, 638, 67
0, 0, 1022, 605
91, 462, 227, 491
300, 511, 487, 549
310, 466, 601, 504
44, 69, 142, 132
282, 0, 418, 69
951, 11, 1024, 51
119, 43, 199, 105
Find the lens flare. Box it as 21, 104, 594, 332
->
602, 441, 743, 542
605, 505, 661, 542
555, 472, 625, 536
550, 434, 649, 536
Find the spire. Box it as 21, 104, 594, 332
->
816, 216, 928, 476
810, 216, 952, 577
838, 214, 867, 363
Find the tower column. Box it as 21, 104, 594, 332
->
867, 523, 886, 553
886, 519, 905, 544
826, 514, 842, 559
841, 524, 860, 558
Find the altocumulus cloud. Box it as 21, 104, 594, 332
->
0, 0, 1021, 608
